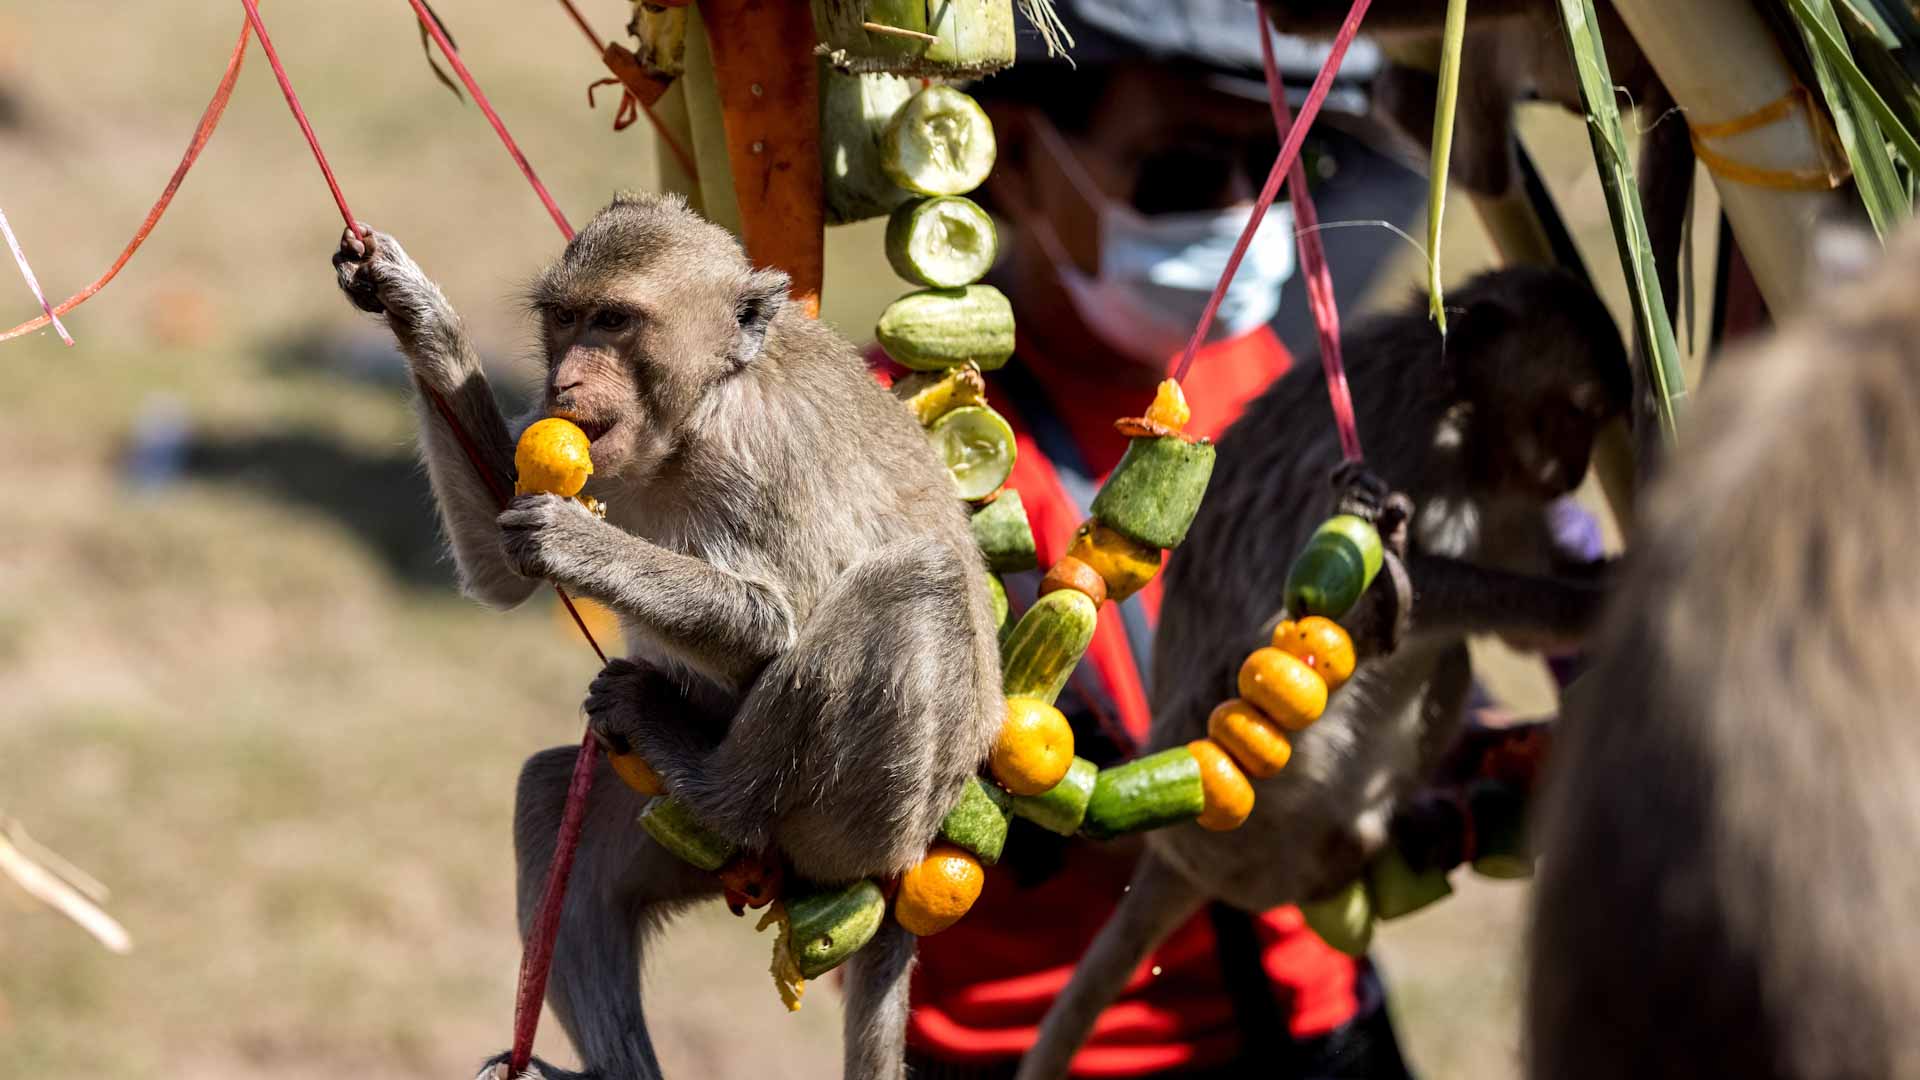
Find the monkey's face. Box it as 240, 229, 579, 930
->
528, 194, 791, 485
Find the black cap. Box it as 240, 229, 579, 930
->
1007, 0, 1379, 111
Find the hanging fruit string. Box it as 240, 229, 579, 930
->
0, 207, 73, 346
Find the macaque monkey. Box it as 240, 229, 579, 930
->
331, 192, 1003, 1080
1526, 222, 1920, 1079
1017, 268, 1629, 1079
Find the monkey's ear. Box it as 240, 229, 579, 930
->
733, 269, 790, 367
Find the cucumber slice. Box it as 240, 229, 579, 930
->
1001, 588, 1098, 706
939, 775, 1012, 864
786, 878, 887, 979
638, 796, 737, 872
892, 366, 987, 427
1368, 845, 1454, 920
887, 196, 998, 287
1009, 756, 1098, 836
1468, 780, 1533, 879
1089, 436, 1217, 550
1284, 515, 1384, 620
876, 285, 1015, 372
812, 0, 1015, 78
882, 85, 997, 196
819, 64, 916, 226
970, 490, 1037, 573
984, 572, 1009, 636
1080, 748, 1206, 841
1301, 879, 1375, 956
929, 405, 1016, 502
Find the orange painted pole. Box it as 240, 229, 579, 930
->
701, 0, 826, 317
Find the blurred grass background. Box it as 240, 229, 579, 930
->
0, 3, 1716, 1076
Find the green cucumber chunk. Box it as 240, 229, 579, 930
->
819, 64, 916, 225
1284, 515, 1384, 619
1468, 780, 1533, 879
939, 776, 1012, 864
1009, 756, 1098, 836
638, 796, 737, 872
876, 284, 1015, 372
811, 0, 1015, 78
887, 196, 998, 288
785, 878, 887, 979
1301, 879, 1375, 956
1367, 845, 1454, 920
881, 84, 997, 195
1089, 436, 1217, 550
929, 405, 1016, 502
1080, 747, 1205, 841
985, 572, 1010, 637
970, 490, 1038, 573
1000, 588, 1098, 705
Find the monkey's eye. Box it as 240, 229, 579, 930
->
592, 310, 632, 333
550, 308, 579, 329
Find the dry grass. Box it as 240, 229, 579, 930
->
0, 5, 1711, 1076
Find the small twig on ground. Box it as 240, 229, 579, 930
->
0, 816, 131, 954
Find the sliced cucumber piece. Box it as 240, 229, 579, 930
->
882, 85, 997, 196
1368, 845, 1453, 920
786, 878, 886, 979
886, 196, 998, 288
939, 775, 1012, 864
876, 285, 1015, 372
820, 64, 917, 225
985, 572, 1009, 637
638, 796, 737, 872
929, 405, 1016, 502
1080, 748, 1206, 841
1009, 756, 1098, 836
970, 490, 1037, 573
1301, 879, 1375, 956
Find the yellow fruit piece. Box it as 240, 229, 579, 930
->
990, 697, 1075, 795
607, 750, 664, 796
1207, 698, 1293, 778
1066, 520, 1163, 602
1237, 648, 1328, 731
895, 843, 985, 936
1146, 378, 1191, 432
892, 366, 987, 427
1271, 617, 1357, 693
1188, 738, 1255, 830
757, 902, 807, 1011
515, 417, 594, 497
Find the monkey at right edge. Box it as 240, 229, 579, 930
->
1017, 266, 1630, 1079
1527, 222, 1920, 1079
331, 192, 1003, 1080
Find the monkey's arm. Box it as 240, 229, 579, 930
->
498, 494, 793, 687
1404, 554, 1608, 646
333, 227, 536, 610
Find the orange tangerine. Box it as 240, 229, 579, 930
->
515, 417, 594, 497
607, 750, 664, 796
1237, 648, 1328, 731
1188, 739, 1255, 830
990, 697, 1075, 795
1206, 698, 1293, 778
1271, 617, 1357, 692
894, 844, 985, 936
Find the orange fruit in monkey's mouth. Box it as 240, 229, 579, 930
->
893, 843, 984, 936
989, 697, 1075, 796
515, 417, 594, 497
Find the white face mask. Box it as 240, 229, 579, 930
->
1018, 117, 1296, 363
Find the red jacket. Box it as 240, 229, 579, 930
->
870, 327, 1364, 1075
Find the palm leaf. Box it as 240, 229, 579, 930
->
1785, 0, 1920, 176
1793, 0, 1910, 235
1553, 0, 1686, 442
1425, 0, 1470, 332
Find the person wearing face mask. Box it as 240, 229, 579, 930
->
862, 6, 1429, 1079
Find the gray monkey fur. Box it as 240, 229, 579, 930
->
1016, 268, 1629, 1079
1527, 220, 1920, 1079
332, 192, 1002, 1080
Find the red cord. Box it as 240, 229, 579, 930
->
1170, 0, 1373, 385
553, 0, 603, 53
1257, 20, 1362, 462
233, 6, 604, 1068
0, 17, 250, 343
405, 0, 575, 240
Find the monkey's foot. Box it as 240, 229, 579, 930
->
475, 1051, 597, 1080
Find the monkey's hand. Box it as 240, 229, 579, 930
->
497, 493, 612, 584
330, 224, 450, 336
475, 1051, 596, 1080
